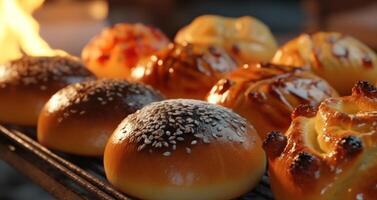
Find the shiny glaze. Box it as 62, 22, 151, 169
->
104, 99, 266, 200
206, 63, 338, 138
272, 32, 377, 95
131, 43, 238, 100
175, 15, 278, 64
38, 79, 164, 156
263, 81, 377, 200
82, 23, 170, 78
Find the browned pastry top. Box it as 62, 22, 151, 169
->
0, 56, 93, 92
272, 32, 377, 95
44, 79, 164, 122
263, 81, 377, 200
207, 63, 337, 137
130, 43, 238, 99
104, 99, 266, 200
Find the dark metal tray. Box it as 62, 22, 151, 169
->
0, 124, 274, 200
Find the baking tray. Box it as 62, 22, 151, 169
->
0, 124, 274, 200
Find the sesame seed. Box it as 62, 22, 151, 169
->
163, 151, 171, 156
137, 144, 145, 151
124, 99, 247, 155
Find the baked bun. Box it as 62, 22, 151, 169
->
104, 99, 265, 200
263, 81, 377, 200
175, 15, 278, 64
130, 43, 238, 100
0, 56, 93, 126
82, 23, 170, 79
207, 63, 338, 138
38, 79, 164, 156
272, 32, 377, 95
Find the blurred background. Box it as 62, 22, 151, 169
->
0, 0, 376, 199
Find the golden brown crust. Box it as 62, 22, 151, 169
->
82, 23, 170, 79
37, 79, 164, 156
104, 99, 266, 200
264, 81, 377, 200
130, 43, 238, 100
272, 32, 377, 95
206, 63, 338, 138
175, 15, 278, 64
0, 56, 93, 125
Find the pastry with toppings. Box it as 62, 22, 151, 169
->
272, 32, 377, 95
263, 81, 377, 200
130, 43, 238, 100
104, 99, 265, 200
37, 79, 163, 156
175, 15, 278, 64
0, 56, 93, 125
82, 23, 170, 79
207, 63, 338, 138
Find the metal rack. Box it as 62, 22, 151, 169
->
0, 124, 274, 200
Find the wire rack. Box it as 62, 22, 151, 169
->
0, 124, 274, 200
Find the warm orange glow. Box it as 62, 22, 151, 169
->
0, 0, 64, 63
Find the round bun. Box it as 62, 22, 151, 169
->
206, 63, 338, 138
104, 99, 265, 200
0, 56, 93, 126
38, 79, 164, 156
263, 81, 377, 200
130, 43, 238, 100
272, 32, 377, 95
82, 23, 170, 79
175, 15, 278, 64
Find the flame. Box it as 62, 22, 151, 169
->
0, 0, 63, 64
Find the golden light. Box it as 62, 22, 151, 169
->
0, 0, 64, 64
88, 0, 108, 20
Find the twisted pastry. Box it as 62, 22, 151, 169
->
206, 63, 338, 138
263, 81, 377, 200
175, 15, 278, 65
130, 43, 238, 100
272, 32, 377, 95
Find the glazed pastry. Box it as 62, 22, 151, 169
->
38, 79, 163, 156
272, 32, 377, 95
0, 56, 93, 126
130, 43, 238, 100
263, 81, 377, 200
104, 99, 266, 200
82, 23, 170, 79
175, 15, 278, 64
207, 63, 338, 138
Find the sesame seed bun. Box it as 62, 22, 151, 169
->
104, 99, 266, 200
37, 79, 164, 156
0, 56, 93, 125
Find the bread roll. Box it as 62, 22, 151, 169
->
104, 99, 265, 200
82, 23, 170, 79
272, 32, 377, 95
130, 43, 238, 100
38, 79, 163, 156
0, 56, 93, 126
206, 63, 338, 138
263, 81, 377, 200
175, 15, 278, 64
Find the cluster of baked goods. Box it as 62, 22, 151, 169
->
1, 14, 376, 200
